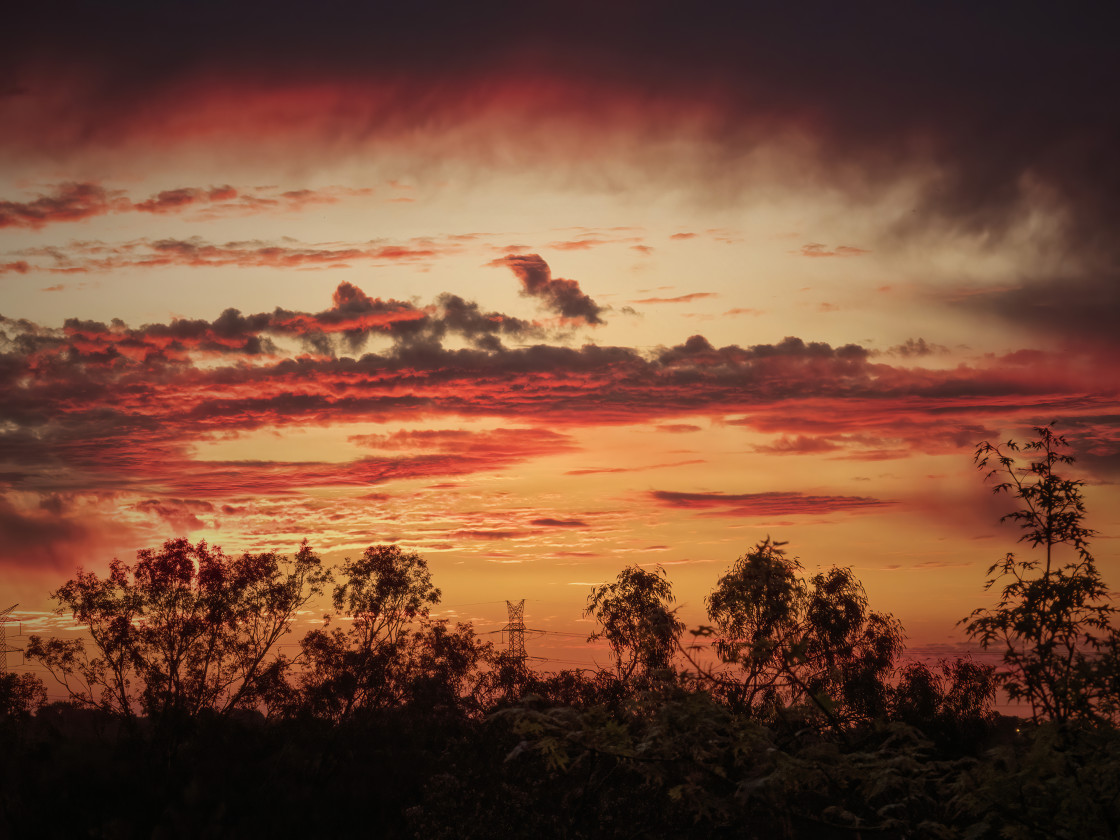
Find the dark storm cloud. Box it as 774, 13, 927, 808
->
29, 281, 545, 361
491, 254, 604, 326
963, 275, 1120, 349
9, 2, 1114, 345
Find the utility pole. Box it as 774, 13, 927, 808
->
0, 603, 20, 674
504, 599, 526, 663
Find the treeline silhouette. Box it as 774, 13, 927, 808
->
3, 425, 1119, 838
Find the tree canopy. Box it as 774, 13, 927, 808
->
27, 538, 328, 723
586, 564, 684, 687
703, 537, 904, 723
964, 424, 1119, 723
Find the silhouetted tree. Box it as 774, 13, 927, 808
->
586, 565, 684, 688
0, 672, 46, 720
400, 619, 492, 715
27, 538, 327, 723
297, 543, 489, 718
891, 657, 997, 752
703, 538, 904, 724
963, 424, 1118, 723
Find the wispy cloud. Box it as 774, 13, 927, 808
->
630, 292, 717, 305
0, 182, 375, 230
793, 243, 869, 258
5, 235, 452, 274
650, 490, 894, 517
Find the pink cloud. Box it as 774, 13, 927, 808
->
630, 292, 717, 305
0, 183, 123, 229
794, 243, 870, 258
6, 235, 455, 274
0, 183, 376, 231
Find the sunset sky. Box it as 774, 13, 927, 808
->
3, 2, 1119, 680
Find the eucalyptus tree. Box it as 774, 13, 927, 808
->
297, 543, 491, 719
27, 538, 328, 723
704, 537, 904, 724
964, 424, 1118, 723
586, 565, 684, 688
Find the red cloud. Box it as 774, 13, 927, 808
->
448, 530, 534, 541
751, 435, 843, 454
7, 235, 453, 275
2, 282, 1118, 515
133, 498, 215, 531
649, 490, 893, 516
630, 293, 717, 305
132, 185, 238, 213
547, 239, 605, 251
530, 518, 589, 528
566, 459, 706, 476
349, 427, 577, 461
490, 253, 604, 325
0, 183, 123, 229
0, 183, 376, 230
55, 282, 428, 359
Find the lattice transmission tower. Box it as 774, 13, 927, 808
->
504, 599, 526, 663
0, 603, 20, 674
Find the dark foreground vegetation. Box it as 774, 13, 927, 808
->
3, 426, 1119, 839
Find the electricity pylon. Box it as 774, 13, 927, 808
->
504, 599, 526, 663
0, 603, 19, 673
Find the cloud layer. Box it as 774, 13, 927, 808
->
3, 282, 1117, 517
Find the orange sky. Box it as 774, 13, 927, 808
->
3, 2, 1119, 686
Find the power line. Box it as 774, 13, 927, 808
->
437, 600, 510, 608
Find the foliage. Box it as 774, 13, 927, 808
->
0, 672, 46, 720
490, 689, 973, 839
332, 543, 441, 647
963, 424, 1118, 723
891, 657, 998, 753
702, 538, 904, 724
952, 722, 1120, 839
26, 538, 328, 723
297, 543, 490, 718
585, 565, 684, 687
399, 619, 493, 714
